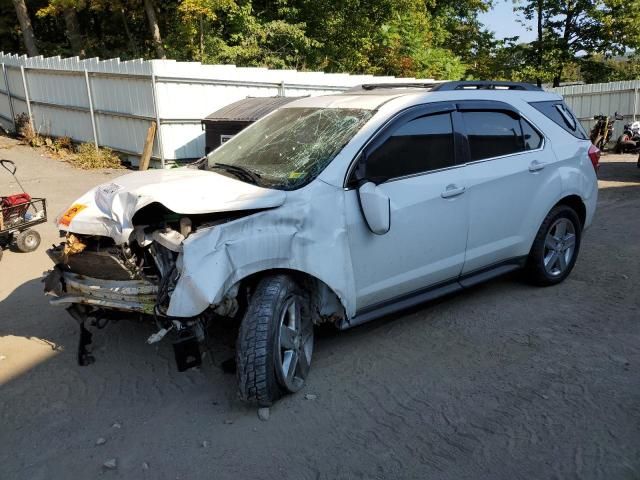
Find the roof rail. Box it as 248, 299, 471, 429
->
432, 81, 542, 91
353, 82, 440, 91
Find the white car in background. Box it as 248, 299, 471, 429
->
45, 81, 599, 406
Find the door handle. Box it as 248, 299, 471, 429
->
529, 160, 546, 172
441, 184, 466, 198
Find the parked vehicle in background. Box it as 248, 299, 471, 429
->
44, 81, 598, 406
590, 113, 623, 150
614, 120, 640, 154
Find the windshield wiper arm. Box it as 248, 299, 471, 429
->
210, 162, 262, 184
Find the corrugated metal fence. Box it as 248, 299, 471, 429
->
0, 53, 426, 167
550, 80, 640, 135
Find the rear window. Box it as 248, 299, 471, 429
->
529, 101, 588, 140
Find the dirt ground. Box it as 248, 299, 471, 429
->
0, 135, 638, 480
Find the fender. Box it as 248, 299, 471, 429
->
167, 182, 357, 318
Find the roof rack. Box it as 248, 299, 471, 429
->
355, 82, 440, 91
432, 81, 542, 91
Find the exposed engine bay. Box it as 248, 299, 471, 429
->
44, 206, 248, 370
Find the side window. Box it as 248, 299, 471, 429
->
462, 111, 526, 161
521, 118, 543, 150
366, 113, 455, 182
529, 100, 588, 139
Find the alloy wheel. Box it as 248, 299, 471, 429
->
275, 296, 313, 392
543, 218, 576, 277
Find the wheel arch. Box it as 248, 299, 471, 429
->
524, 192, 588, 256
554, 194, 586, 227
234, 267, 348, 325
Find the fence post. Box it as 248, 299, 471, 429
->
2, 63, 16, 131
634, 86, 638, 122
279, 81, 286, 96
19, 66, 33, 129
84, 69, 99, 151
150, 72, 165, 169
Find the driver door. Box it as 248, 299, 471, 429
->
345, 105, 469, 311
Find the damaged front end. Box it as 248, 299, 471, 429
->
44, 210, 239, 371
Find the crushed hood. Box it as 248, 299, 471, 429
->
58, 168, 286, 243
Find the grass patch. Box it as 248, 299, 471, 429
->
66, 143, 123, 169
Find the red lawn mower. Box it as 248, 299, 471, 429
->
0, 159, 47, 261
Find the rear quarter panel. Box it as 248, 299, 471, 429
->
519, 102, 598, 247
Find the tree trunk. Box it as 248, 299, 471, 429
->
199, 15, 204, 61
63, 7, 85, 58
554, 0, 574, 88
120, 8, 138, 57
536, 0, 543, 87
144, 0, 166, 59
12, 0, 39, 56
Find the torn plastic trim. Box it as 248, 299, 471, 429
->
45, 270, 158, 314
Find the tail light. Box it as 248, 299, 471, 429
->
588, 144, 600, 172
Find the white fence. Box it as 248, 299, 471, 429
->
550, 80, 640, 134
0, 53, 427, 167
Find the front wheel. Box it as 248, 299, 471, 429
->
236, 275, 314, 406
525, 205, 582, 286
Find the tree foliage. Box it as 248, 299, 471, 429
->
0, 0, 638, 84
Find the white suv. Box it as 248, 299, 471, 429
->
45, 81, 599, 405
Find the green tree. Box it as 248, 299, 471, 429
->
515, 0, 640, 86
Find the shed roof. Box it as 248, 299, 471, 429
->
204, 96, 300, 122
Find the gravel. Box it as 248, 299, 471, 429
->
1, 137, 638, 480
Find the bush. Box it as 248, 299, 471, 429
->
13, 114, 124, 169
14, 113, 44, 147
67, 143, 123, 169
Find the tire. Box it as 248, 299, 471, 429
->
15, 229, 41, 253
525, 205, 582, 286
236, 275, 314, 406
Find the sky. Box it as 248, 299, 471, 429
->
478, 1, 536, 42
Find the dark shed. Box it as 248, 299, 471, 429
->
202, 96, 299, 154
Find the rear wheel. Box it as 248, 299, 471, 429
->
525, 205, 582, 286
15, 229, 41, 253
236, 275, 314, 406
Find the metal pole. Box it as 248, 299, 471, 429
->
634, 86, 638, 122
279, 81, 285, 96
2, 64, 16, 132
84, 69, 99, 151
150, 72, 165, 168
19, 66, 33, 129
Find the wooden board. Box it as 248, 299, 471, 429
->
139, 121, 157, 171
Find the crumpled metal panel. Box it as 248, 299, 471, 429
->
59, 168, 287, 244
168, 180, 356, 318
54, 168, 354, 319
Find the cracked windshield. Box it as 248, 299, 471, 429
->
207, 107, 373, 190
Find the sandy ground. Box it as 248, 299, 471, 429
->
0, 136, 639, 480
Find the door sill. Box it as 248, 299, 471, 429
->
341, 257, 526, 330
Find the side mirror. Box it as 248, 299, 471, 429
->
357, 182, 390, 235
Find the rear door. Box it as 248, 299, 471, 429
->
455, 100, 562, 274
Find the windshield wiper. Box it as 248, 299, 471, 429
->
210, 162, 262, 184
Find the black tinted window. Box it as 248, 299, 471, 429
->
367, 113, 455, 181
529, 101, 588, 139
463, 111, 527, 161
